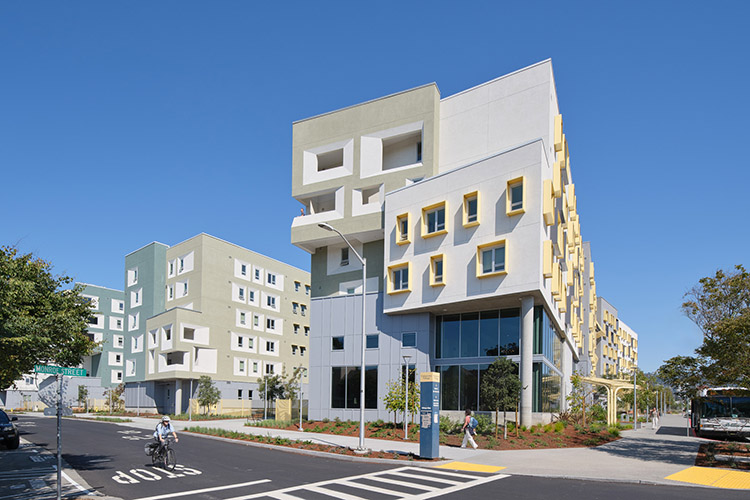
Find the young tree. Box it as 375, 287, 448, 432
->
0, 247, 97, 390
257, 374, 285, 401
657, 355, 703, 410
381, 368, 419, 424
682, 265, 750, 387
567, 373, 596, 426
479, 357, 521, 439
281, 366, 305, 401
196, 375, 221, 415
78, 385, 89, 412
103, 383, 125, 413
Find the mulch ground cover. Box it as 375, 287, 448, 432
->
695, 440, 750, 471
250, 420, 620, 455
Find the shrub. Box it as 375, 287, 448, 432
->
589, 404, 607, 423
475, 414, 493, 435
607, 426, 620, 438
554, 421, 565, 433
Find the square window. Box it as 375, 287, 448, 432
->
267, 296, 276, 308
402, 332, 416, 347
255, 269, 261, 280
293, 302, 298, 314
332, 336, 344, 350
423, 204, 446, 236
266, 341, 275, 352
294, 324, 300, 334
430, 254, 445, 287
241, 264, 247, 276
477, 240, 507, 277
304, 326, 310, 336
305, 285, 310, 296
266, 318, 275, 330
396, 213, 410, 245
507, 177, 525, 215
239, 288, 245, 301
267, 273, 276, 285
300, 346, 306, 357
294, 281, 300, 292
463, 191, 479, 227
265, 363, 275, 375
366, 334, 379, 349
301, 305, 307, 317
253, 315, 260, 327
388, 263, 410, 294
240, 312, 246, 325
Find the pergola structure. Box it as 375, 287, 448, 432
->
581, 376, 640, 426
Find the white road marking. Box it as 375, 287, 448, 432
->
131, 479, 271, 500
223, 466, 508, 500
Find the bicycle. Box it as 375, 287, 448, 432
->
146, 436, 177, 471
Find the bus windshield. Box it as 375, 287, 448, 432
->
700, 396, 750, 418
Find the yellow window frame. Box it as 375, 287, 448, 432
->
387, 262, 411, 295
421, 201, 448, 238
429, 254, 446, 287
506, 176, 525, 216
476, 239, 507, 278
396, 213, 411, 245
462, 191, 480, 228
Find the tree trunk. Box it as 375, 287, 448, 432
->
503, 409, 507, 439
515, 401, 519, 437
495, 408, 499, 438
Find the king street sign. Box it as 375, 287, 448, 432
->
34, 365, 87, 377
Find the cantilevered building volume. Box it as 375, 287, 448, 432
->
290, 60, 638, 426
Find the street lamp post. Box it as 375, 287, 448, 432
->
298, 366, 304, 432
318, 222, 367, 450
403, 355, 412, 440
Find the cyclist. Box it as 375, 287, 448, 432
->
153, 415, 178, 453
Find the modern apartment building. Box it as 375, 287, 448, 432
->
80, 284, 127, 385
77, 234, 311, 415
291, 60, 639, 425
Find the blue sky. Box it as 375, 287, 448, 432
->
2, 1, 748, 373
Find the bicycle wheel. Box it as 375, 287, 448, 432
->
151, 449, 160, 465
165, 448, 176, 471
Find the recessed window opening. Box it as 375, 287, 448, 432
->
466, 197, 478, 223
393, 266, 409, 291
399, 218, 409, 241
340, 247, 349, 266
332, 336, 344, 350
382, 130, 422, 171
361, 186, 380, 205
426, 207, 445, 234
183, 327, 195, 340
482, 245, 506, 274
317, 149, 344, 172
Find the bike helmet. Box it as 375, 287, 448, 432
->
162, 416, 171, 422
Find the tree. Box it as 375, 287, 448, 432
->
0, 246, 97, 390
103, 383, 125, 413
281, 366, 305, 402
657, 356, 703, 409
567, 373, 597, 426
479, 358, 521, 439
196, 375, 221, 414
679, 265, 750, 388
78, 385, 89, 412
257, 374, 285, 402
382, 368, 419, 424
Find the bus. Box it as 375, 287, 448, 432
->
691, 387, 750, 439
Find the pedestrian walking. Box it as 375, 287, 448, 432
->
461, 409, 479, 449
651, 408, 659, 429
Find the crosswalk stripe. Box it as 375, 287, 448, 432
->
307, 485, 369, 500
362, 475, 438, 492
387, 470, 463, 485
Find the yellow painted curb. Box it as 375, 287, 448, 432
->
434, 461, 506, 473
665, 466, 750, 489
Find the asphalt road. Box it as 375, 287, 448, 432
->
17, 415, 748, 500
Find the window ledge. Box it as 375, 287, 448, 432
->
506, 208, 525, 217
430, 281, 446, 288
477, 270, 508, 279
396, 238, 411, 246
422, 229, 447, 239
462, 220, 480, 229
387, 288, 411, 295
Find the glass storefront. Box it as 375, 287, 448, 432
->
436, 308, 520, 359
436, 306, 562, 412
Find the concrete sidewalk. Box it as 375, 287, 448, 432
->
113, 413, 729, 487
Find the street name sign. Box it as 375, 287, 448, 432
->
43, 407, 73, 417
34, 365, 87, 377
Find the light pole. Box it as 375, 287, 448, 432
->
318, 222, 367, 450
403, 355, 412, 440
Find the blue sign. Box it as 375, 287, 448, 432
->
419, 372, 440, 459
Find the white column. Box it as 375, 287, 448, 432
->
174, 380, 182, 415
520, 296, 534, 427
